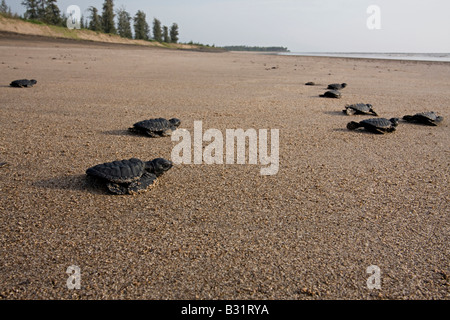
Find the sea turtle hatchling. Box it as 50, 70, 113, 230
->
86, 157, 172, 195
343, 103, 378, 116
402, 111, 443, 126
327, 83, 347, 90
347, 117, 399, 134
129, 118, 181, 137
320, 90, 341, 99
10, 79, 37, 88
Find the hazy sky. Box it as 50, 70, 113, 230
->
9, 0, 450, 52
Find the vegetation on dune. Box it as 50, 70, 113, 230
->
17, 0, 184, 45
116, 5, 132, 39
169, 23, 179, 44
133, 10, 149, 41
2, 1, 287, 52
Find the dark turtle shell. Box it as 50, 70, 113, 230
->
343, 103, 378, 116
320, 90, 341, 98
403, 111, 443, 126
10, 79, 37, 87
327, 83, 347, 90
347, 118, 398, 134
133, 118, 180, 132
86, 158, 146, 183
132, 118, 173, 131
130, 118, 180, 137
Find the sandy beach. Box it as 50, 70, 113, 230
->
0, 34, 448, 300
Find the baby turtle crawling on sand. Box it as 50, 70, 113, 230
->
347, 118, 399, 134
305, 81, 316, 86
320, 90, 341, 99
86, 158, 172, 195
343, 103, 378, 116
129, 118, 181, 137
402, 111, 443, 126
10, 79, 37, 88
327, 83, 347, 90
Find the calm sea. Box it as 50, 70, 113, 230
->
277, 52, 450, 62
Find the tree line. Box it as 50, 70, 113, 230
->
11, 0, 179, 43
0, 0, 19, 18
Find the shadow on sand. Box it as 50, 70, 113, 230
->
332, 127, 387, 135
33, 174, 110, 195
101, 129, 135, 137
324, 110, 348, 116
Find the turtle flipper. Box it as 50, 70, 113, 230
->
107, 182, 131, 195
347, 121, 361, 130
344, 108, 355, 115
145, 131, 160, 138
372, 128, 386, 134
106, 176, 156, 195
127, 172, 157, 194
161, 128, 174, 136
425, 119, 438, 126
363, 126, 384, 134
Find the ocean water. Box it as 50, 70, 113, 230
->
277, 52, 450, 62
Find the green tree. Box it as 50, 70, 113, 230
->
133, 10, 149, 40
102, 0, 116, 34
169, 23, 179, 43
88, 6, 102, 32
152, 18, 162, 42
60, 11, 67, 26
116, 6, 132, 39
0, 0, 9, 14
80, 15, 85, 29
36, 0, 45, 20
162, 25, 170, 43
43, 0, 61, 25
21, 0, 39, 19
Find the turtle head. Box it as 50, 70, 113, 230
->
341, 83, 347, 88
146, 158, 173, 177
169, 118, 181, 127
30, 79, 37, 85
389, 118, 399, 126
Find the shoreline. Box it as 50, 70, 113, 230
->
274, 52, 450, 64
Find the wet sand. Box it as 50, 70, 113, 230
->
0, 35, 448, 300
